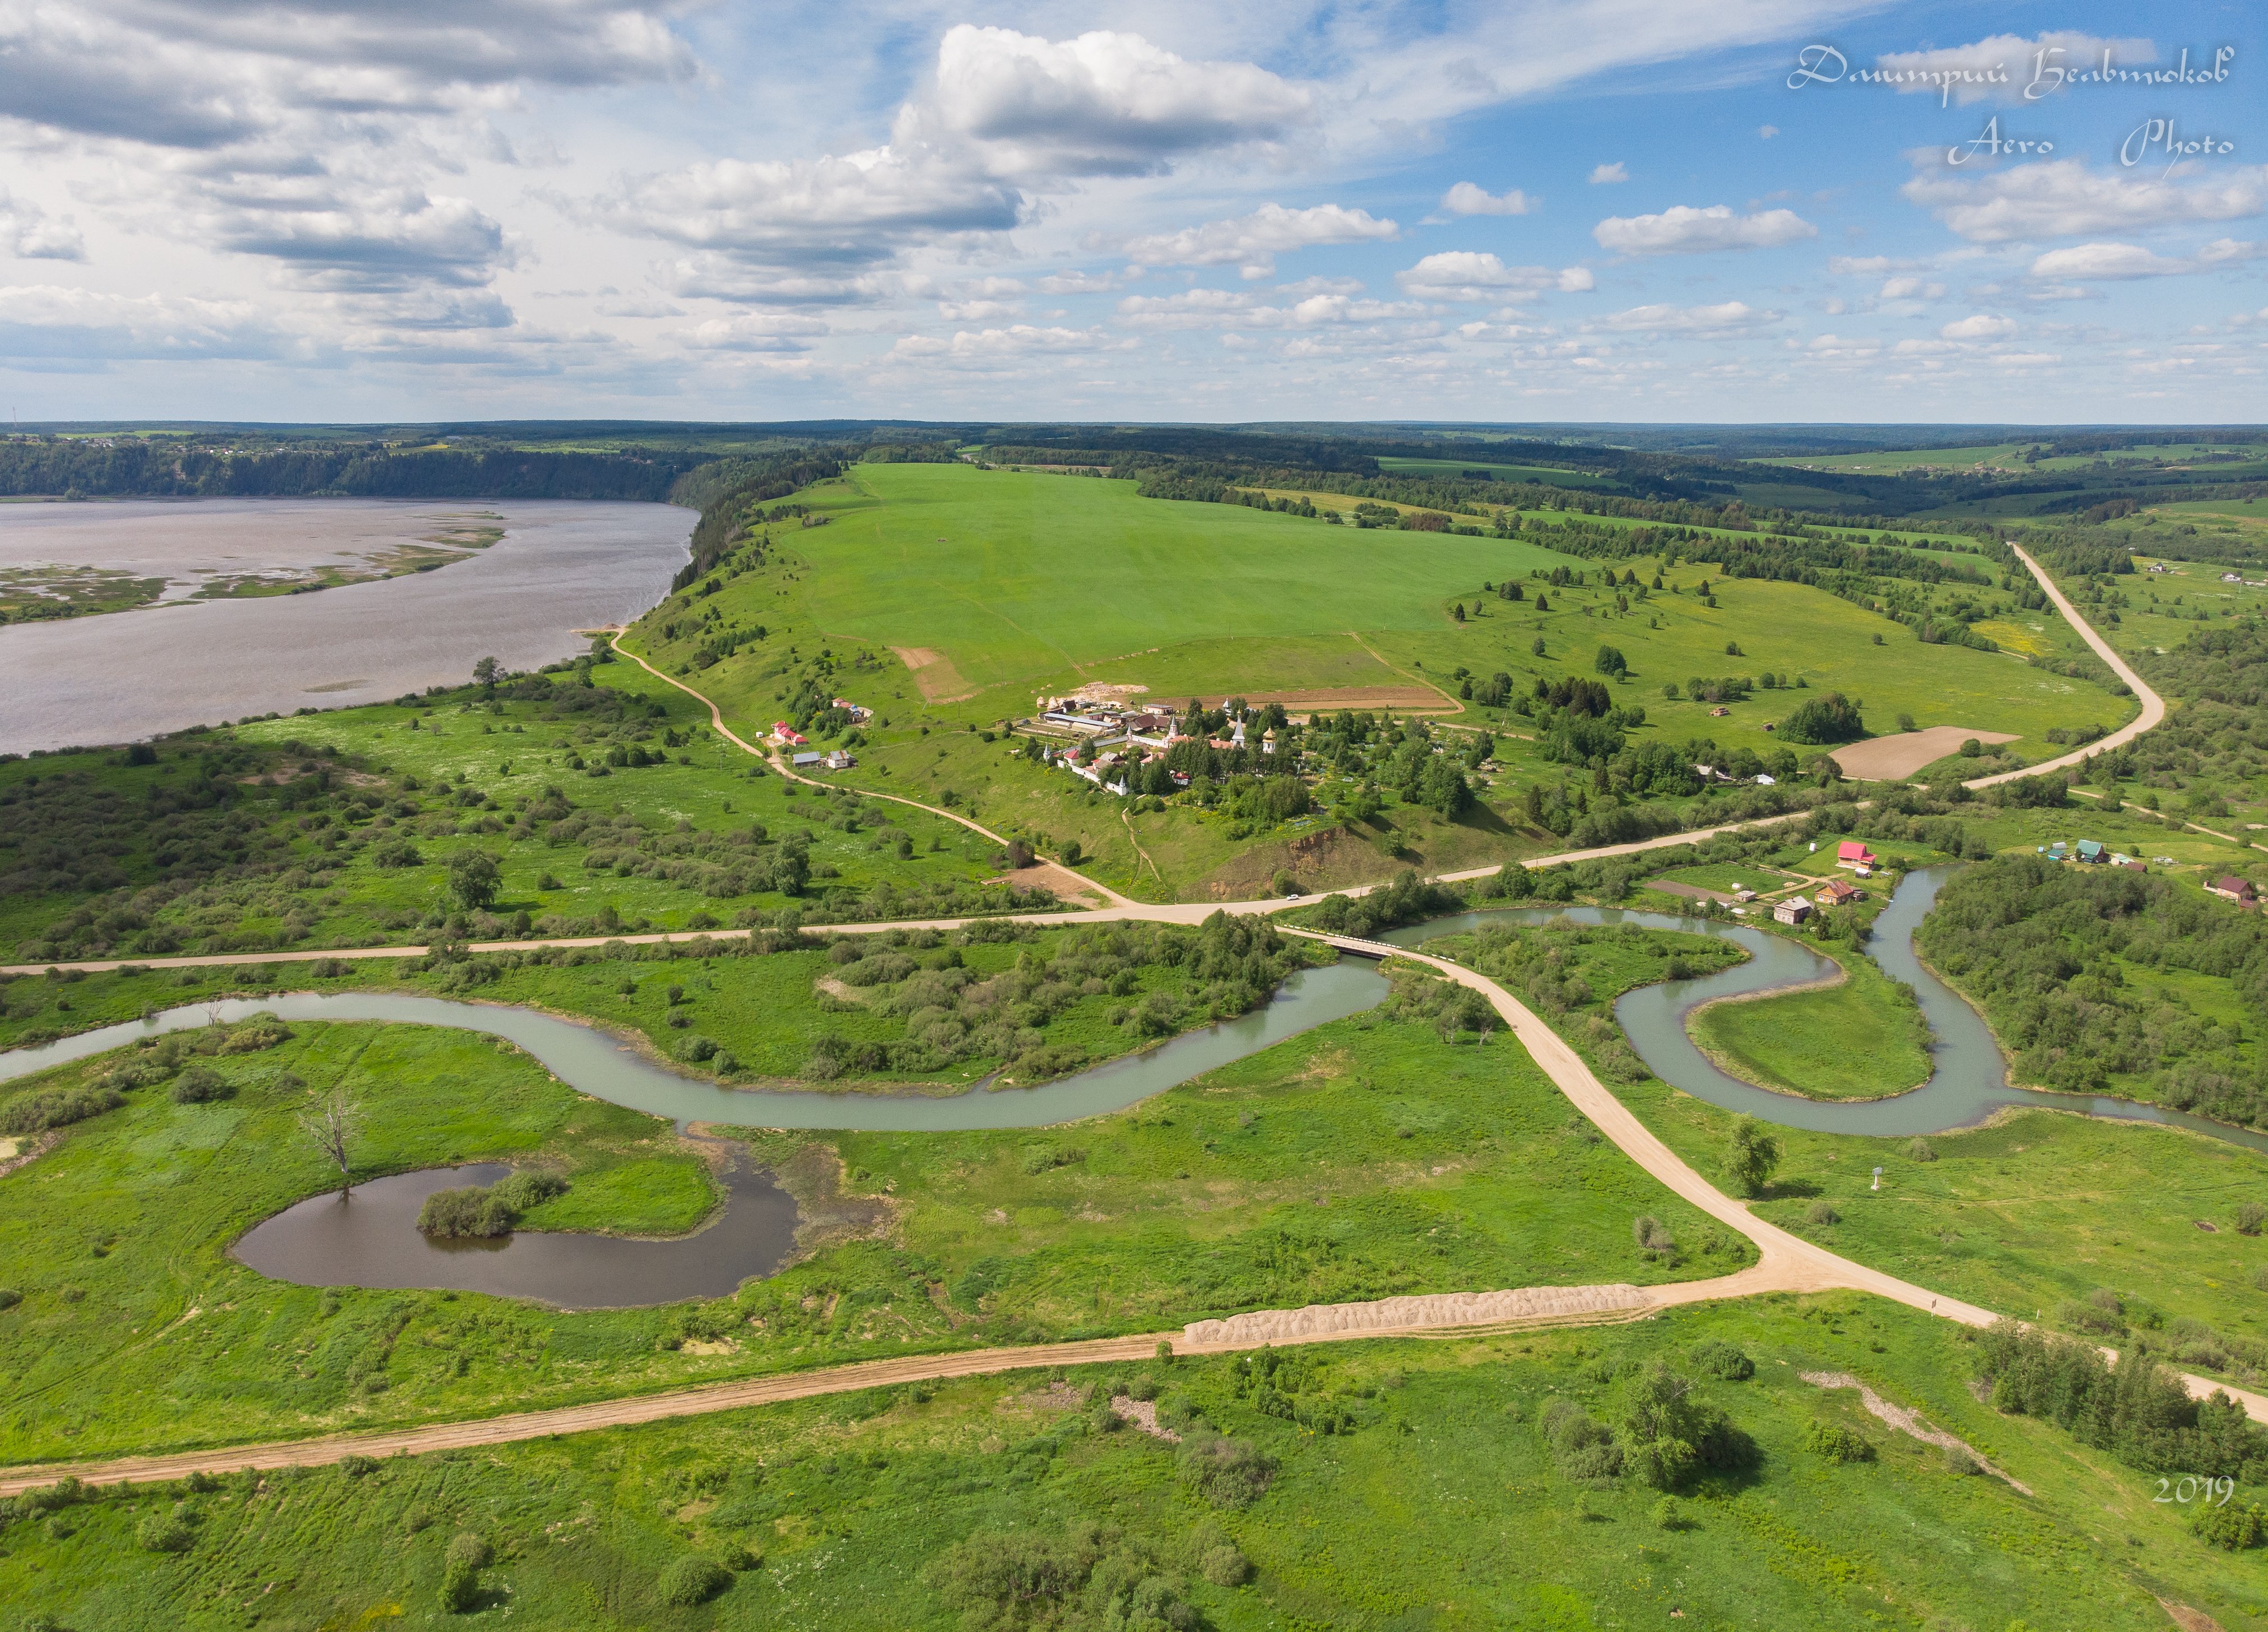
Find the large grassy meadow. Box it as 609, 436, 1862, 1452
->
0, 984, 1744, 1463
6, 1296, 2262, 1632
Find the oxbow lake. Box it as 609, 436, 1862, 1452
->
0, 497, 694, 754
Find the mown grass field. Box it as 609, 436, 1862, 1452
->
7, 1296, 2261, 1631
0, 988, 1742, 1463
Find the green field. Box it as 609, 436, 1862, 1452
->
7, 1296, 2262, 1631
0, 971, 1744, 1463
1373, 454, 1610, 487
1688, 948, 1933, 1100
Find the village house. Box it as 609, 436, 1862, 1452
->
829, 697, 872, 723
1773, 898, 1813, 926
1834, 841, 1875, 872
790, 751, 824, 768
2075, 839, 2106, 863
771, 721, 806, 746
2207, 876, 2260, 906
1815, 879, 1860, 908
823, 748, 856, 770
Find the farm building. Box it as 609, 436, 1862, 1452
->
2207, 876, 2260, 906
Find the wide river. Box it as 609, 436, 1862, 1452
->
0, 497, 693, 754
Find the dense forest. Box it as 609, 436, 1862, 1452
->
0, 439, 705, 501
1916, 854, 2267, 1124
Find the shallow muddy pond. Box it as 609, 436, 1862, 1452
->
231, 1155, 801, 1309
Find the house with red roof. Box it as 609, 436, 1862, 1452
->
2207, 876, 2259, 907
1834, 841, 1876, 873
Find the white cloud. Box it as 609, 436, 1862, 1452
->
1396, 251, 1593, 301
890, 323, 1135, 369
0, 190, 85, 262
0, 283, 309, 363
914, 25, 1312, 177
1119, 203, 1398, 277
1903, 161, 2268, 244
1116, 288, 1422, 329
1878, 277, 1945, 300
1828, 255, 1893, 275
1867, 32, 2155, 107
1035, 269, 1122, 294
1758, 124, 1779, 139
1442, 182, 1534, 216
1587, 162, 1627, 185
2028, 239, 2263, 280
1590, 301, 1779, 334
1593, 204, 1816, 255
1940, 313, 2016, 340
680, 313, 830, 352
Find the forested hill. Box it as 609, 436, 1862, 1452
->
0, 441, 708, 502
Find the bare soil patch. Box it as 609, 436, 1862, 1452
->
1649, 879, 1733, 905
892, 645, 977, 704
1111, 1396, 1181, 1442
1830, 727, 2018, 782
1186, 685, 1457, 715
1801, 1370, 2031, 1493
993, 861, 1112, 906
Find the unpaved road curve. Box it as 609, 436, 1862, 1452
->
0, 548, 2237, 1496
8, 924, 2262, 1496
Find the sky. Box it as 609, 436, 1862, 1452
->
0, 0, 2261, 425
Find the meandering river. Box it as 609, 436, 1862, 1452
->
8, 872, 2263, 1306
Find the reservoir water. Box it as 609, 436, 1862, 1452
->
0, 497, 693, 754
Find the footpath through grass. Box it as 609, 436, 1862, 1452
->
5, 1297, 2261, 1631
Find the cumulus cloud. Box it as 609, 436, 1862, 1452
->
0, 283, 309, 363
1867, 31, 2155, 107
913, 26, 1312, 176
1119, 203, 1398, 277
1903, 161, 2268, 243
1879, 276, 1945, 300
1940, 313, 2017, 340
1396, 251, 1593, 301
1442, 182, 1534, 216
613, 28, 1316, 303
1036, 269, 1123, 294
605, 147, 1021, 281
2028, 239, 2262, 280
1589, 300, 1779, 334
890, 323, 1135, 369
1116, 288, 1423, 329
680, 313, 830, 352
0, 190, 83, 261
216, 192, 516, 295
1593, 204, 1815, 255
0, 0, 694, 153
1587, 162, 1628, 185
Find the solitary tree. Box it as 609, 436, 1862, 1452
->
1594, 645, 1628, 679
1725, 1114, 1782, 1197
472, 655, 500, 687
298, 1085, 364, 1199
448, 849, 503, 912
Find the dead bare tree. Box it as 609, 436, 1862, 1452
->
296, 1085, 364, 1199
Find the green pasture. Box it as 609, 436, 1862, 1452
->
0, 987, 1740, 1462
8, 1296, 2261, 1631
755, 463, 1572, 704
1688, 946, 1932, 1101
